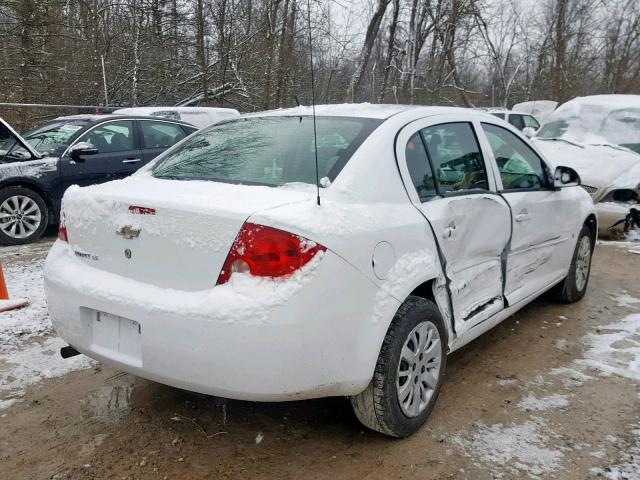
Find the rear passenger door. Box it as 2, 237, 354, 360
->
396, 116, 511, 334
479, 122, 574, 305
138, 120, 189, 163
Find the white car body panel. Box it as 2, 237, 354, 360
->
44, 105, 595, 401
533, 139, 640, 234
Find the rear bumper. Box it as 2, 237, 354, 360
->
44, 241, 391, 401
596, 202, 639, 236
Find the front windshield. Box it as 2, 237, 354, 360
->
537, 100, 640, 153
22, 119, 89, 155
152, 116, 381, 186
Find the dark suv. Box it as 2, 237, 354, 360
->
0, 114, 197, 245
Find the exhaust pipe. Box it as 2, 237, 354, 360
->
60, 345, 81, 359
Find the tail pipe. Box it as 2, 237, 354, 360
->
60, 345, 81, 359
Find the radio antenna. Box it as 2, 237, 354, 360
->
307, 0, 321, 206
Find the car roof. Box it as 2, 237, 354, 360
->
242, 103, 483, 120
114, 106, 239, 115
52, 113, 195, 127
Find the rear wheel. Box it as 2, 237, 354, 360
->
0, 186, 49, 245
351, 296, 447, 437
552, 225, 593, 302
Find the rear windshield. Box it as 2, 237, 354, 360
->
151, 116, 381, 186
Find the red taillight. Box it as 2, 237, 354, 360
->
216, 223, 326, 285
129, 205, 156, 215
58, 215, 68, 242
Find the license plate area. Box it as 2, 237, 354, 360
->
90, 311, 142, 367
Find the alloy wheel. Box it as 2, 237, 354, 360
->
0, 195, 42, 239
396, 320, 442, 418
575, 235, 591, 292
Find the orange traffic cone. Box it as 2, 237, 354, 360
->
0, 264, 27, 312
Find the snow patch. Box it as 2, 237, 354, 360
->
0, 336, 93, 404
371, 249, 438, 324
577, 314, 640, 381
0, 241, 93, 409
590, 424, 640, 479
518, 393, 570, 412
450, 420, 563, 477
612, 292, 640, 308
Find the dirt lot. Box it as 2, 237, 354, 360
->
1, 238, 639, 480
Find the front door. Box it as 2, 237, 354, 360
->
479, 122, 574, 305
58, 119, 142, 192
397, 118, 511, 334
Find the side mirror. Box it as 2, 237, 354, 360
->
522, 127, 536, 138
553, 165, 581, 189
69, 142, 98, 159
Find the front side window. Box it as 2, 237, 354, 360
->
405, 132, 436, 201
151, 116, 381, 186
140, 121, 186, 149
80, 121, 135, 153
482, 123, 548, 190
419, 122, 488, 193
523, 115, 540, 129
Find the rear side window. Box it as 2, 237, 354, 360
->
419, 122, 488, 193
482, 123, 549, 190
140, 121, 186, 148
405, 133, 436, 201
152, 116, 381, 186
491, 112, 506, 120
508, 114, 525, 130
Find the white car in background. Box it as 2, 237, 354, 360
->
532, 95, 640, 237
113, 106, 240, 129
45, 104, 595, 437
512, 100, 559, 126
479, 107, 541, 135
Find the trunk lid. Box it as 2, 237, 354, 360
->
63, 175, 316, 290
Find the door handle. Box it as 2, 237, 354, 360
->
122, 158, 142, 164
443, 223, 456, 239
515, 213, 530, 222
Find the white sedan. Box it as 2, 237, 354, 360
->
44, 105, 595, 437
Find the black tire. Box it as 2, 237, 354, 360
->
552, 225, 593, 302
0, 186, 49, 246
351, 296, 447, 437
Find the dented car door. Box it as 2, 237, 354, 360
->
479, 122, 574, 305
396, 117, 511, 335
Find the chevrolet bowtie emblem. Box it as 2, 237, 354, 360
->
116, 225, 141, 239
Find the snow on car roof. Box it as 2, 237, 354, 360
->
242, 103, 471, 120
538, 94, 640, 151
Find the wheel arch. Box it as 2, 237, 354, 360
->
583, 213, 597, 246
0, 178, 55, 224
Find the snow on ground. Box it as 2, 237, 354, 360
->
612, 292, 640, 309
0, 241, 93, 410
518, 393, 570, 412
452, 309, 640, 478
577, 314, 640, 381
590, 424, 640, 480
450, 419, 563, 477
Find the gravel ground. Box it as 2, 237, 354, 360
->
0, 236, 639, 480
